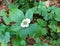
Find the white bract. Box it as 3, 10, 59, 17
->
21, 18, 31, 28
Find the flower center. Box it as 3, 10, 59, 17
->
23, 21, 27, 25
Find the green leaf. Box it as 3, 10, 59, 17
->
3, 32, 10, 43
1, 43, 7, 46
39, 1, 46, 6
0, 9, 7, 16
50, 39, 57, 45
38, 5, 48, 16
19, 23, 38, 39
55, 8, 60, 16
9, 9, 24, 22
56, 38, 60, 45
0, 24, 7, 31
34, 31, 42, 38
20, 4, 30, 13
33, 7, 39, 14
8, 4, 18, 9
34, 26, 42, 38
13, 38, 20, 46
41, 6, 48, 17
35, 38, 41, 44
25, 8, 34, 21
48, 21, 58, 31
47, 7, 51, 12
57, 26, 60, 32
44, 15, 50, 20
20, 40, 26, 46
42, 43, 49, 46
10, 23, 21, 32
54, 7, 60, 21
44, 12, 54, 21
13, 35, 26, 46
38, 5, 42, 14
3, 15, 11, 25
37, 19, 47, 27
41, 28, 47, 35
34, 2, 38, 6
42, 7, 55, 21
34, 26, 47, 38
18, 0, 26, 4
0, 32, 10, 44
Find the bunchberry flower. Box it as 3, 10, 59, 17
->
21, 18, 31, 28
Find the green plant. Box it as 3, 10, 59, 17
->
0, 0, 60, 46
